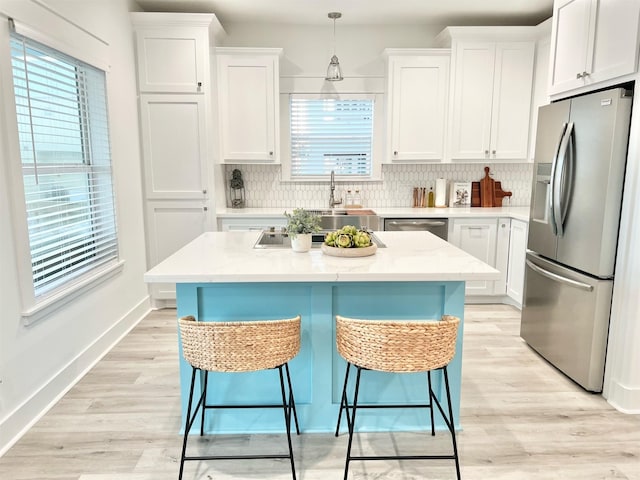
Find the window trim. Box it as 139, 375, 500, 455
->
280, 93, 383, 182
0, 19, 122, 325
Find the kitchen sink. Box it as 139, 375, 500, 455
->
254, 230, 386, 249
307, 209, 379, 231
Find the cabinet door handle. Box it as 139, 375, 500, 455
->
203, 206, 208, 211
484, 150, 489, 157
394, 151, 398, 156
492, 150, 496, 157
582, 71, 590, 77
576, 72, 584, 79
197, 81, 203, 87
269, 151, 273, 156
202, 189, 207, 194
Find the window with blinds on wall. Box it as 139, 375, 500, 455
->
290, 96, 374, 178
10, 31, 118, 298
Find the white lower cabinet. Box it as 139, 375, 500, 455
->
506, 218, 529, 305
146, 201, 210, 301
449, 217, 510, 296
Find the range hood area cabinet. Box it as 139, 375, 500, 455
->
548, 0, 640, 98
383, 49, 450, 163
437, 27, 537, 162
216, 48, 282, 164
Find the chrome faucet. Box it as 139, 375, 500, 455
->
329, 170, 342, 208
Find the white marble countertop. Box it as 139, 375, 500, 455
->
215, 206, 531, 222
144, 231, 500, 284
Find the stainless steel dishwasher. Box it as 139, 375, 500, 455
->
383, 218, 448, 240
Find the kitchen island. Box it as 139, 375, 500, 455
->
144, 230, 499, 433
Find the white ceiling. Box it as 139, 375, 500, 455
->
133, 0, 554, 27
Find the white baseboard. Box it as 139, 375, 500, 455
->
0, 296, 151, 456
605, 380, 640, 414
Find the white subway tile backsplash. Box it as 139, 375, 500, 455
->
223, 163, 533, 208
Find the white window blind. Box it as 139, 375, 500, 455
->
290, 97, 373, 177
10, 32, 118, 297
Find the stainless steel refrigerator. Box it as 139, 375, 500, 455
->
521, 86, 633, 392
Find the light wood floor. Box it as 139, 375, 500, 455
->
1, 305, 638, 480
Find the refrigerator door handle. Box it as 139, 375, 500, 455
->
553, 122, 575, 237
549, 122, 568, 236
526, 259, 594, 292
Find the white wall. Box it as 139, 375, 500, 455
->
0, 0, 150, 454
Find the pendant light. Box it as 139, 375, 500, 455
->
325, 12, 343, 82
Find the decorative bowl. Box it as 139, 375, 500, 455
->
321, 243, 377, 257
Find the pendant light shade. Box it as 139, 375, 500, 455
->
325, 12, 343, 82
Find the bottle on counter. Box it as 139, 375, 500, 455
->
427, 187, 435, 208
345, 190, 353, 208
353, 190, 362, 208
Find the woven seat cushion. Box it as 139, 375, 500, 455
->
179, 315, 301, 372
335, 315, 459, 372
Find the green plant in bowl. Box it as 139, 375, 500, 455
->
324, 225, 372, 248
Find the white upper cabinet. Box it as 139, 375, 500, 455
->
449, 41, 535, 162
549, 0, 640, 96
216, 48, 282, 163
384, 49, 450, 163
131, 13, 215, 93
437, 27, 536, 163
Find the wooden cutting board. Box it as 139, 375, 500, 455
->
480, 166, 495, 207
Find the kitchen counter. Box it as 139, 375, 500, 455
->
215, 205, 531, 222
145, 231, 498, 434
144, 231, 499, 283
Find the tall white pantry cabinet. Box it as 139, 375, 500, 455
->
131, 12, 222, 305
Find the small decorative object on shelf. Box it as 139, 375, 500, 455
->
450, 181, 472, 207
284, 208, 321, 252
229, 169, 245, 208
322, 225, 377, 257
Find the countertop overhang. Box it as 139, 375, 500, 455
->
144, 231, 500, 283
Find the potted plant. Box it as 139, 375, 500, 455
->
284, 208, 321, 252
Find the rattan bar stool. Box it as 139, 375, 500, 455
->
178, 315, 302, 480
334, 314, 461, 480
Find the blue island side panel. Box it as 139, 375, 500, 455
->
176, 281, 465, 434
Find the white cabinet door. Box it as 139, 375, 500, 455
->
507, 219, 529, 305
449, 42, 495, 160
494, 218, 511, 295
387, 53, 450, 162
146, 201, 210, 299
217, 50, 281, 163
549, 0, 593, 94
588, 0, 640, 85
450, 218, 498, 295
549, 0, 640, 96
490, 43, 535, 160
449, 42, 534, 162
132, 19, 210, 93
139, 94, 208, 200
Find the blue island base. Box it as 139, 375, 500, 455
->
176, 281, 465, 434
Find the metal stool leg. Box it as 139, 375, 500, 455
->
278, 365, 297, 480
284, 363, 300, 435
343, 366, 362, 480
179, 368, 198, 480
335, 362, 351, 436
443, 367, 461, 480
200, 370, 208, 436
427, 370, 436, 436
